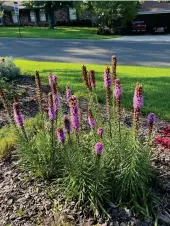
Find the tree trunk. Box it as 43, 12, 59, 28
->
46, 4, 55, 29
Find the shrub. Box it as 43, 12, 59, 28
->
0, 57, 20, 80
1, 63, 157, 218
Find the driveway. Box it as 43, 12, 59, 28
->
0, 35, 170, 67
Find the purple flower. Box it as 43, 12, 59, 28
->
13, 102, 24, 127
89, 70, 96, 87
69, 96, 80, 132
95, 142, 104, 156
104, 67, 112, 88
66, 85, 72, 102
48, 107, 56, 120
53, 93, 60, 113
88, 109, 96, 128
97, 128, 104, 138
114, 79, 122, 100
133, 83, 143, 110
48, 92, 56, 120
57, 128, 65, 143
147, 113, 156, 125
49, 73, 57, 87
52, 75, 57, 84
64, 115, 71, 134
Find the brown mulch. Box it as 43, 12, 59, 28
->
1, 75, 170, 225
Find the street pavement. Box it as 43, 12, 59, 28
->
0, 35, 170, 67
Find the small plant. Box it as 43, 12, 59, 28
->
0, 57, 20, 80
0, 125, 17, 157
1, 59, 158, 219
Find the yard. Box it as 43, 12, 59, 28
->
1, 57, 170, 225
15, 59, 170, 120
0, 26, 118, 39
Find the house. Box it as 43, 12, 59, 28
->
135, 1, 170, 32
1, 1, 170, 31
0, 1, 92, 27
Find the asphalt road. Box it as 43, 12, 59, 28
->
0, 35, 170, 67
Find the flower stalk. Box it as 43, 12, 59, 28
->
133, 83, 143, 135
97, 128, 104, 139
57, 128, 65, 143
69, 96, 80, 134
13, 102, 27, 140
104, 66, 112, 137
89, 70, 96, 88
114, 79, 122, 138
66, 85, 72, 103
64, 115, 71, 134
35, 71, 43, 113
111, 55, 117, 82
82, 65, 90, 91
0, 88, 11, 119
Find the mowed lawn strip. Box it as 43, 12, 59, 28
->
0, 27, 119, 40
14, 59, 170, 120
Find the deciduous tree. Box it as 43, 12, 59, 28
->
74, 1, 140, 27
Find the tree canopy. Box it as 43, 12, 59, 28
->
74, 1, 140, 27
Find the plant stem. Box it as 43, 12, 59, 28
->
94, 87, 103, 124
106, 88, 112, 138
51, 119, 54, 172
21, 126, 28, 141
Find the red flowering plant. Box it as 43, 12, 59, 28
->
155, 126, 170, 151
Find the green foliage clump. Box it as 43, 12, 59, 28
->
0, 57, 20, 80
0, 125, 17, 157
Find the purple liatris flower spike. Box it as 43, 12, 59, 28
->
114, 79, 122, 100
66, 85, 72, 102
69, 96, 80, 132
48, 93, 56, 120
133, 83, 143, 133
114, 79, 122, 119
52, 75, 57, 84
13, 102, 24, 127
48, 107, 56, 120
49, 73, 57, 88
89, 70, 96, 87
133, 83, 143, 110
147, 113, 156, 139
48, 73, 53, 87
53, 93, 60, 113
64, 115, 71, 134
82, 65, 90, 89
104, 67, 112, 88
97, 128, 104, 138
49, 76, 60, 113
88, 109, 96, 128
147, 113, 156, 131
95, 142, 104, 156
147, 113, 156, 124
57, 128, 65, 143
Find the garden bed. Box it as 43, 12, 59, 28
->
1, 75, 170, 225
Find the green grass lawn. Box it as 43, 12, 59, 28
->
14, 59, 170, 120
0, 27, 119, 40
